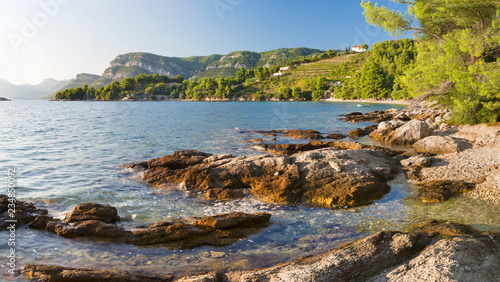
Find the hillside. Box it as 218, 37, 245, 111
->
54, 48, 327, 93
0, 78, 69, 99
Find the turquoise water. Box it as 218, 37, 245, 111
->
1, 100, 498, 280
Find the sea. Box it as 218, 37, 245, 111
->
1, 100, 499, 280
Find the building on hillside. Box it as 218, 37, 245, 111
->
272, 72, 283, 77
280, 66, 292, 71
352, 45, 368, 53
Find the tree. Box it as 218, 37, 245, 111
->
312, 90, 324, 101
360, 43, 369, 50
292, 87, 303, 100
362, 0, 500, 123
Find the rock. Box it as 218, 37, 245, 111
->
65, 202, 120, 223
223, 221, 499, 282
226, 231, 431, 281
285, 129, 324, 140
126, 147, 400, 209
325, 133, 346, 140
250, 138, 263, 143
371, 120, 432, 146
413, 180, 475, 203
48, 219, 133, 240
413, 136, 459, 155
387, 120, 432, 145
193, 212, 271, 229
176, 272, 225, 282
401, 156, 431, 168
348, 128, 369, 138
30, 202, 272, 248
0, 195, 48, 228
340, 110, 397, 123
471, 169, 500, 204
380, 236, 500, 281
20, 264, 173, 281
260, 140, 401, 156
205, 188, 245, 201
474, 130, 500, 149
294, 148, 399, 208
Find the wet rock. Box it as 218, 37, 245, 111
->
325, 133, 346, 140
285, 129, 324, 140
20, 264, 173, 281
348, 128, 369, 138
412, 220, 478, 237
340, 110, 397, 123
401, 156, 431, 168
0, 195, 48, 228
31, 202, 271, 248
176, 272, 225, 282
65, 202, 120, 223
250, 138, 263, 143
261, 140, 401, 156
413, 136, 460, 155
413, 180, 475, 203
194, 212, 271, 229
471, 169, 500, 204
126, 147, 400, 209
205, 188, 246, 201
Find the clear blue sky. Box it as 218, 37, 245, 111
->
0, 0, 406, 85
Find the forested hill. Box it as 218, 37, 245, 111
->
89, 48, 325, 87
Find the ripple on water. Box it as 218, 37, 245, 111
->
1, 101, 498, 279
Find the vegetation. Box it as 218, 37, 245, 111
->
362, 0, 500, 124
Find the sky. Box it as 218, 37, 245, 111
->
0, 0, 407, 85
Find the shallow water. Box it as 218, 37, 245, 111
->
1, 100, 499, 280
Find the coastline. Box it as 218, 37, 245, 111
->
323, 98, 412, 106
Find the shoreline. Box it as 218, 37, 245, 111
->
323, 98, 412, 106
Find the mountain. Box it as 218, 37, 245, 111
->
0, 78, 69, 99
52, 48, 324, 92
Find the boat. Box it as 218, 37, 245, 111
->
357, 104, 370, 107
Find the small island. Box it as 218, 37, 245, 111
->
0, 97, 11, 101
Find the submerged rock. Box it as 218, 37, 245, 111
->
20, 264, 173, 281
413, 180, 475, 203
125, 147, 400, 209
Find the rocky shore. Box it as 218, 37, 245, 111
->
10, 102, 500, 281
19, 220, 500, 281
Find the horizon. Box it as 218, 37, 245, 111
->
0, 0, 407, 85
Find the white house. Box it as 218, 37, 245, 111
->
352, 45, 368, 52
280, 66, 292, 71
272, 72, 283, 77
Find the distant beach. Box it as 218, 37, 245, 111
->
323, 98, 412, 106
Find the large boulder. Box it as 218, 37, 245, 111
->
65, 202, 120, 223
387, 120, 432, 145
285, 129, 324, 140
413, 136, 459, 155
293, 148, 399, 208
371, 120, 432, 146
125, 148, 400, 209
401, 156, 432, 168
